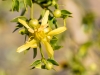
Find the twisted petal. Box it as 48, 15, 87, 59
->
38, 10, 49, 31
17, 39, 37, 53
42, 39, 54, 58
41, 10, 49, 25
47, 27, 67, 36
18, 19, 34, 33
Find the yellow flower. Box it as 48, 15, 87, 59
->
17, 10, 67, 58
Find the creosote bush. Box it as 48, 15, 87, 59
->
3, 0, 72, 70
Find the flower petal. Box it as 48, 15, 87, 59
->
18, 19, 34, 33
17, 39, 37, 53
47, 27, 67, 36
38, 10, 49, 32
42, 39, 54, 58
41, 10, 49, 26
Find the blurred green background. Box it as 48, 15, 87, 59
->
0, 0, 100, 75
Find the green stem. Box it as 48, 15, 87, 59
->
39, 43, 45, 58
30, 3, 33, 19
64, 19, 66, 27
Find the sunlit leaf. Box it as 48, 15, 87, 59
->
50, 36, 58, 45
61, 10, 72, 18
12, 0, 19, 11
48, 15, 58, 28
31, 60, 41, 69
24, 0, 32, 7
53, 45, 62, 50
35, 63, 41, 69
61, 10, 72, 15
30, 60, 41, 66
11, 16, 27, 22
47, 59, 59, 66
19, 0, 25, 9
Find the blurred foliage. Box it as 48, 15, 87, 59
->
82, 12, 95, 33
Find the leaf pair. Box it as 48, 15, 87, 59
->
30, 58, 59, 69
12, 0, 32, 11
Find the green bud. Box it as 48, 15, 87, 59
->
52, 0, 56, 6
19, 29, 26, 35
29, 19, 39, 28
45, 62, 53, 70
53, 9, 61, 18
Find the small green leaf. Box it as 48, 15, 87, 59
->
20, 9, 26, 16
53, 45, 62, 50
12, 0, 19, 11
12, 28, 19, 33
61, 10, 72, 18
50, 36, 58, 45
47, 59, 59, 66
30, 60, 42, 69
31, 63, 41, 69
48, 16, 58, 28
50, 36, 62, 50
24, 0, 32, 7
12, 24, 23, 33
30, 60, 41, 67
48, 17, 54, 27
11, 16, 27, 22
16, 24, 23, 28
33, 48, 37, 58
19, 0, 25, 9
61, 10, 72, 15
35, 64, 41, 69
